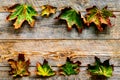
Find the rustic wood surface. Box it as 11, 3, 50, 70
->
0, 0, 118, 39
0, 0, 120, 80
0, 40, 120, 80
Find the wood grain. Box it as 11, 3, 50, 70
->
0, 0, 119, 12
0, 13, 117, 39
0, 0, 118, 39
0, 0, 119, 80
0, 40, 119, 66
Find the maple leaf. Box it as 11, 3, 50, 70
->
40, 5, 56, 17
7, 4, 38, 29
36, 59, 55, 77
59, 57, 81, 76
57, 7, 84, 32
8, 54, 30, 77
85, 6, 116, 31
87, 56, 113, 78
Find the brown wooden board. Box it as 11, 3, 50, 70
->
0, 40, 119, 66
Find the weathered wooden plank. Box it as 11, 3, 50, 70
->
0, 0, 119, 12
0, 12, 118, 39
0, 0, 26, 12
0, 40, 119, 55
28, 0, 120, 11
0, 67, 120, 80
0, 40, 120, 66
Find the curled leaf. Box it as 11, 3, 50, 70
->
57, 7, 84, 33
8, 54, 30, 77
7, 4, 38, 29
85, 6, 116, 31
36, 59, 55, 77
40, 5, 56, 17
87, 56, 113, 78
59, 57, 81, 76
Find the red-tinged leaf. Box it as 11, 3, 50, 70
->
8, 54, 30, 77
85, 6, 116, 31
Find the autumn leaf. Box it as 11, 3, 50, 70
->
8, 54, 30, 77
87, 56, 113, 78
7, 4, 38, 29
85, 6, 116, 31
57, 7, 84, 32
40, 5, 56, 17
59, 57, 81, 76
36, 59, 55, 77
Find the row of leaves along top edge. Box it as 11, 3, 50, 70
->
8, 54, 113, 80
6, 4, 116, 33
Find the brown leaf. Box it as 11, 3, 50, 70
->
8, 54, 30, 77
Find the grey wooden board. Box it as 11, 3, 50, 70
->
28, 0, 120, 12
0, 0, 118, 39
0, 67, 120, 80
0, 12, 118, 39
0, 0, 119, 12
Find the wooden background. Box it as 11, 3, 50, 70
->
0, 0, 120, 80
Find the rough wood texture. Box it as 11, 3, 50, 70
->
0, 0, 119, 12
0, 0, 118, 39
0, 0, 120, 80
0, 13, 117, 39
0, 40, 119, 66
0, 40, 119, 56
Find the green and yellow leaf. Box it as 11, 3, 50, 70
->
36, 59, 55, 77
40, 5, 56, 17
85, 6, 116, 31
7, 4, 38, 29
8, 54, 30, 77
87, 56, 113, 78
59, 57, 81, 76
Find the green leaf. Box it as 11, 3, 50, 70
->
7, 4, 38, 29
87, 56, 113, 78
85, 6, 116, 31
36, 59, 55, 77
8, 54, 30, 77
59, 57, 81, 76
40, 5, 56, 17
57, 7, 84, 32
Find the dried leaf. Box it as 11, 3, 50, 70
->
8, 54, 30, 77
87, 56, 113, 78
40, 5, 56, 17
85, 6, 116, 31
57, 7, 84, 32
59, 57, 81, 76
7, 4, 38, 29
36, 59, 55, 77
